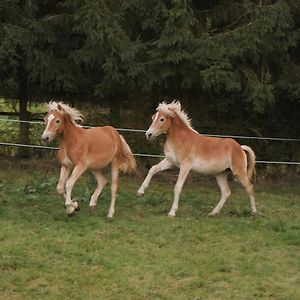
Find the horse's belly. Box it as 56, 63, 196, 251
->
87, 152, 114, 170
192, 159, 229, 175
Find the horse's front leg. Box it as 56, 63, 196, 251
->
137, 158, 173, 196
57, 165, 71, 197
168, 164, 191, 217
65, 163, 86, 216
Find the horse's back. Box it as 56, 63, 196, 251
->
172, 133, 244, 175
84, 126, 121, 169
87, 124, 120, 140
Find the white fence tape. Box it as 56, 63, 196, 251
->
1, 118, 300, 142
1, 118, 300, 165
1, 141, 300, 165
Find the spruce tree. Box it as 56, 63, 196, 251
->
0, 0, 79, 156
66, 0, 144, 125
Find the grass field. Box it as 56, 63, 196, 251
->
0, 168, 299, 299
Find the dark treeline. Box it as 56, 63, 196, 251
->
0, 0, 300, 162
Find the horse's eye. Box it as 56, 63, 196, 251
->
160, 118, 164, 122
56, 120, 61, 124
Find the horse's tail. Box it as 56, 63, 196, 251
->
241, 145, 256, 182
117, 134, 136, 173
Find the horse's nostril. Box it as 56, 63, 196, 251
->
41, 136, 50, 143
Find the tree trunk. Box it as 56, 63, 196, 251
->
17, 70, 30, 158
109, 94, 121, 127
260, 56, 265, 83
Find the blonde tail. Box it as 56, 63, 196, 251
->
118, 135, 136, 173
241, 145, 256, 181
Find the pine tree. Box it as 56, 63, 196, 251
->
197, 0, 300, 112
0, 0, 79, 156
66, 0, 144, 125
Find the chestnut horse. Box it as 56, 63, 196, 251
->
41, 101, 136, 218
137, 101, 257, 217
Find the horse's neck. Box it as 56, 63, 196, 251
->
60, 117, 82, 149
167, 116, 193, 143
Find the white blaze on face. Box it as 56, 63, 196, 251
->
41, 113, 55, 141
146, 112, 160, 139
44, 114, 55, 134
153, 112, 159, 124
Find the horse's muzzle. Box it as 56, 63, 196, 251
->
146, 132, 152, 140
41, 137, 50, 144
41, 133, 51, 144
146, 131, 156, 141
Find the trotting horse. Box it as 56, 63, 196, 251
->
41, 101, 136, 218
137, 101, 257, 217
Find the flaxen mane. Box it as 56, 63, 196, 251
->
157, 100, 194, 130
47, 101, 83, 125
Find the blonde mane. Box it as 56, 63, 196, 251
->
47, 101, 83, 125
157, 100, 194, 130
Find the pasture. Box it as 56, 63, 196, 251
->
0, 167, 299, 299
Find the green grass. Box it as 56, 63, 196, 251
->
0, 169, 299, 299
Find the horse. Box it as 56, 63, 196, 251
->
137, 101, 257, 217
41, 101, 136, 218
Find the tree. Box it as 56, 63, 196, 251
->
0, 0, 299, 161
0, 0, 79, 156
67, 0, 145, 125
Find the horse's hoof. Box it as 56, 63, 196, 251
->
57, 189, 64, 196
66, 205, 75, 217
255, 211, 265, 217
72, 201, 80, 211
67, 210, 76, 217
89, 206, 97, 213
168, 213, 176, 218
208, 212, 217, 217
107, 211, 114, 219
136, 191, 144, 197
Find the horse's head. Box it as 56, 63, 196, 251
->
41, 104, 64, 144
146, 110, 171, 140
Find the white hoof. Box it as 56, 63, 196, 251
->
168, 212, 176, 218
66, 205, 75, 216
208, 212, 218, 217
89, 205, 97, 213
57, 188, 64, 196
107, 211, 114, 218
72, 201, 79, 210
136, 190, 144, 197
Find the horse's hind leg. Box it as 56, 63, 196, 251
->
89, 170, 107, 211
208, 172, 231, 217
235, 172, 257, 215
137, 158, 173, 196
107, 161, 119, 218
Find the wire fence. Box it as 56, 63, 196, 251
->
0, 118, 300, 165
1, 118, 300, 141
